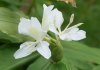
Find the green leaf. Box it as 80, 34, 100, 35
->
61, 41, 100, 70
48, 62, 67, 70
93, 65, 100, 70
0, 7, 32, 43
62, 41, 100, 64
0, 44, 39, 70
27, 57, 67, 70
27, 41, 100, 70
27, 57, 50, 70
62, 56, 93, 70
0, 0, 22, 10
62, 57, 78, 70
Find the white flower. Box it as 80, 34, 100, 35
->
42, 4, 54, 32
49, 9, 86, 41
14, 4, 55, 59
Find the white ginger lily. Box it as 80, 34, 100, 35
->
14, 4, 55, 59
49, 9, 86, 41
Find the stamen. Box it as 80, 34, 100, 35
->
61, 14, 74, 33
66, 14, 74, 28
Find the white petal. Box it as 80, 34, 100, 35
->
52, 8, 64, 30
14, 42, 37, 59
31, 17, 42, 32
49, 22, 58, 34
42, 4, 54, 32
36, 41, 51, 59
60, 28, 86, 41
43, 4, 54, 11
49, 9, 64, 34
71, 30, 86, 40
43, 4, 47, 9
30, 17, 45, 40
18, 17, 45, 40
18, 18, 31, 35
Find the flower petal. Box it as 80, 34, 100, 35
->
49, 9, 64, 34
42, 4, 54, 32
36, 41, 51, 59
43, 4, 54, 11
52, 8, 64, 30
30, 17, 42, 32
60, 28, 86, 41
18, 17, 45, 40
14, 41, 37, 59
30, 17, 45, 40
49, 22, 59, 34
18, 18, 31, 35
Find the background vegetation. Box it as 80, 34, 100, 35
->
0, 0, 100, 70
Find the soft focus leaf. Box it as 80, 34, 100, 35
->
62, 41, 100, 64
0, 7, 32, 43
48, 62, 67, 70
93, 65, 100, 70
0, 0, 22, 10
62, 57, 78, 70
0, 44, 39, 70
27, 57, 67, 70
27, 57, 50, 70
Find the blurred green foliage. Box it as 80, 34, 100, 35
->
0, 0, 100, 70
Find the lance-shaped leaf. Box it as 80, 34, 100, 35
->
0, 7, 32, 43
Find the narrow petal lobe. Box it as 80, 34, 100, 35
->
36, 41, 51, 59
42, 4, 54, 32
18, 18, 31, 35
14, 42, 36, 59
60, 28, 86, 41
52, 9, 64, 30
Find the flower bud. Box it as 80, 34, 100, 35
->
50, 41, 63, 63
